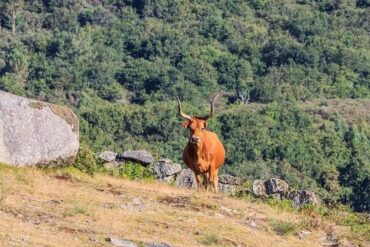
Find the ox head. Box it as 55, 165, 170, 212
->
176, 94, 219, 147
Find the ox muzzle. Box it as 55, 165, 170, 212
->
190, 135, 201, 146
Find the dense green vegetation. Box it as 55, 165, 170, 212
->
0, 0, 369, 212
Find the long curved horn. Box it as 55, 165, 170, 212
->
176, 97, 192, 120
197, 94, 219, 120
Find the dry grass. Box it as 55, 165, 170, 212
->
0, 166, 366, 247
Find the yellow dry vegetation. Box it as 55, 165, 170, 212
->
0, 165, 366, 247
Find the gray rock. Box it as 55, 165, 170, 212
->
321, 234, 339, 247
117, 150, 154, 165
218, 183, 238, 195
296, 230, 311, 240
264, 178, 289, 197
99, 151, 117, 162
0, 90, 79, 167
175, 169, 197, 188
288, 190, 321, 208
131, 197, 144, 206
152, 159, 182, 181
109, 237, 138, 247
145, 243, 172, 247
252, 180, 268, 197
218, 174, 241, 185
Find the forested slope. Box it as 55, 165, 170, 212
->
0, 0, 369, 212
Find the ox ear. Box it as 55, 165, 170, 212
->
203, 121, 208, 129
182, 120, 190, 128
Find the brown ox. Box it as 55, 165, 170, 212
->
177, 95, 226, 192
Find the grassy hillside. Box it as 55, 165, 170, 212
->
0, 1, 369, 212
0, 165, 368, 247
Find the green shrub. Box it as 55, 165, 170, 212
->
73, 144, 101, 175
266, 197, 294, 212
270, 220, 299, 236
199, 233, 221, 246
63, 205, 89, 217
107, 162, 154, 181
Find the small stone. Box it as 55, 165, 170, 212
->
131, 197, 144, 206
296, 230, 311, 240
98, 151, 117, 162
220, 205, 235, 214
321, 234, 339, 247
214, 213, 225, 218
100, 202, 115, 209
109, 237, 138, 247
145, 242, 172, 247
249, 221, 257, 229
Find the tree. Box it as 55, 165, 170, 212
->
0, 0, 24, 35
8, 0, 24, 35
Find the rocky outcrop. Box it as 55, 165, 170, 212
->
288, 190, 321, 208
0, 90, 79, 167
218, 174, 241, 195
252, 178, 290, 198
175, 169, 197, 188
252, 178, 321, 207
264, 178, 289, 197
117, 150, 154, 165
109, 237, 172, 247
252, 180, 268, 197
219, 174, 241, 186
151, 159, 182, 183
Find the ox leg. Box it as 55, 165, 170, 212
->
214, 169, 219, 192
195, 173, 203, 190
209, 167, 218, 192
202, 173, 209, 191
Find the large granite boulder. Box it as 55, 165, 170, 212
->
0, 90, 79, 167
151, 158, 182, 183
117, 150, 154, 165
175, 169, 197, 188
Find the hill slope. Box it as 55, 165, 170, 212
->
0, 166, 367, 247
0, 0, 370, 212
